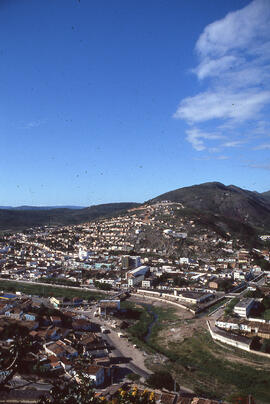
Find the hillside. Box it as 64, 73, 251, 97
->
0, 202, 139, 231
150, 182, 270, 232
261, 190, 270, 202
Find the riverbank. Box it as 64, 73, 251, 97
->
124, 297, 270, 403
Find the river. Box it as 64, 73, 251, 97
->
141, 303, 159, 342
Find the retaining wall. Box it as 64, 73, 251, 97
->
207, 320, 270, 359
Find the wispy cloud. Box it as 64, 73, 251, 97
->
174, 89, 270, 124
222, 140, 246, 148
24, 120, 44, 129
194, 155, 229, 161
18, 120, 46, 129
185, 128, 223, 151
174, 0, 270, 153
245, 163, 270, 170
253, 143, 270, 150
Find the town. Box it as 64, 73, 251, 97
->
0, 201, 270, 403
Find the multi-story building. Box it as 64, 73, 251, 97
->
234, 298, 255, 318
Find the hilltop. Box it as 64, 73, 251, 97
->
1, 182, 270, 237
149, 182, 270, 232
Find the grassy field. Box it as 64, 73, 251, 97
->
149, 317, 270, 403
161, 332, 270, 403
119, 301, 156, 352
0, 279, 104, 301
124, 300, 270, 403
121, 301, 185, 353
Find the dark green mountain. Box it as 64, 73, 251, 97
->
150, 182, 270, 232
0, 203, 139, 231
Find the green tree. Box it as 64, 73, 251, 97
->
260, 339, 270, 353
0, 335, 34, 391
146, 371, 178, 391
38, 379, 156, 404
38, 375, 100, 404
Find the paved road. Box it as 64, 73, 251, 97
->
102, 333, 150, 379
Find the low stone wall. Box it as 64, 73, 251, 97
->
207, 320, 251, 351
135, 289, 225, 315
248, 317, 269, 324
207, 320, 270, 359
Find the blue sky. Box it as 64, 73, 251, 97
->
1, 0, 270, 206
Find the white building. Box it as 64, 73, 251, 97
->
141, 280, 152, 288
126, 265, 149, 281
234, 298, 255, 318
179, 257, 189, 265
77, 365, 105, 387
78, 248, 92, 260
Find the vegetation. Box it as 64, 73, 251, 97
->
260, 339, 270, 354
146, 371, 179, 391
40, 277, 80, 287
126, 372, 141, 382
38, 383, 156, 404
0, 334, 34, 391
245, 288, 265, 298
0, 202, 139, 231
205, 298, 228, 314
151, 182, 270, 234
0, 337, 155, 404
218, 278, 234, 292
94, 281, 112, 291
0, 279, 104, 301
149, 329, 270, 403
252, 255, 270, 271
121, 301, 270, 403
124, 304, 155, 348
224, 298, 240, 316
263, 309, 270, 321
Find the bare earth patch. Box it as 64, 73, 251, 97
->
158, 317, 206, 347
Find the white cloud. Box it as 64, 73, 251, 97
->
194, 155, 229, 161
194, 55, 241, 80
186, 128, 223, 151
222, 141, 246, 148
195, 0, 270, 58
174, 89, 270, 123
174, 0, 270, 153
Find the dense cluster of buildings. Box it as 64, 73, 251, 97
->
0, 202, 269, 295
0, 201, 270, 401
0, 292, 116, 387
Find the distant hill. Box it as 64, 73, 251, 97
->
150, 182, 270, 232
261, 190, 270, 202
0, 206, 85, 210
0, 202, 139, 231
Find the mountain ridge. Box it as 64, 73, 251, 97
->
149, 181, 270, 232
0, 202, 139, 231
0, 206, 85, 211
1, 182, 270, 235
